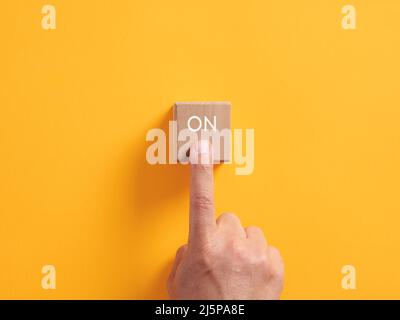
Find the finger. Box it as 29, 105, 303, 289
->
245, 226, 267, 246
217, 212, 246, 238
167, 245, 187, 291
267, 246, 285, 282
189, 140, 216, 243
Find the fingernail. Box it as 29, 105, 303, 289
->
198, 140, 209, 155
190, 139, 212, 164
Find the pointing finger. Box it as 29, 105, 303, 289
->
189, 140, 216, 244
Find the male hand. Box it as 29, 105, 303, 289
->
167, 140, 284, 300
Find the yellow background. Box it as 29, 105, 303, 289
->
1, 0, 399, 299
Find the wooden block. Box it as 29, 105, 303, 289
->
173, 102, 231, 163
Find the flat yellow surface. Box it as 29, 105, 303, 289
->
1, 0, 399, 299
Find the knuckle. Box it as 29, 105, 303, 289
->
247, 226, 262, 234
269, 246, 283, 262
246, 248, 269, 267
270, 263, 284, 281
191, 193, 214, 210
268, 247, 284, 279
217, 212, 240, 225
257, 252, 269, 266
228, 239, 247, 260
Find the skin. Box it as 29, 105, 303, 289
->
167, 140, 284, 300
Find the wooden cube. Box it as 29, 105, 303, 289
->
173, 102, 231, 163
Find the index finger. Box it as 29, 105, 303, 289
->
189, 140, 216, 244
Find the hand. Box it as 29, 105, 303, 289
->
167, 140, 284, 300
